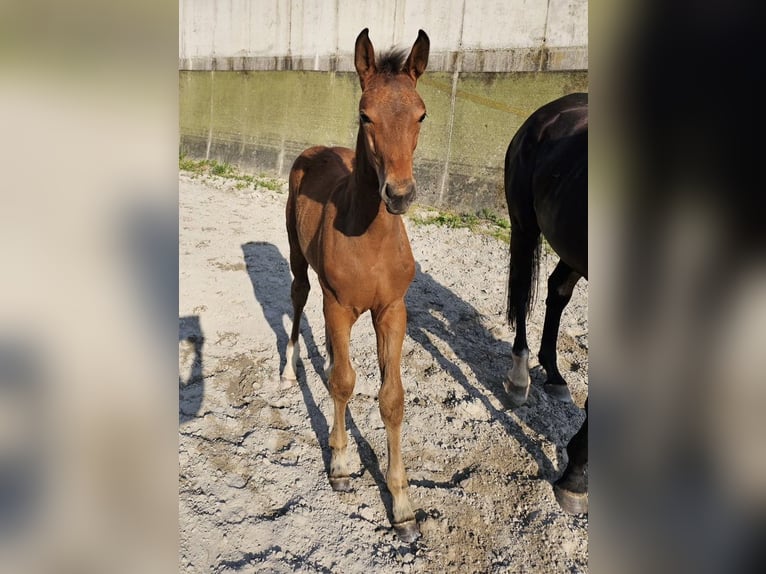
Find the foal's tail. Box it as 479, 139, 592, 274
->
504, 126, 542, 328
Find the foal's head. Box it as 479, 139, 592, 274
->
354, 28, 430, 215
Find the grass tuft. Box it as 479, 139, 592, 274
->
179, 154, 286, 193
409, 206, 511, 244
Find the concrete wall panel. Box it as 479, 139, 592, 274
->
460, 0, 547, 49
179, 0, 588, 72
547, 0, 588, 47
398, 0, 466, 53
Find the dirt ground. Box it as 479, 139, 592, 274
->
179, 171, 588, 573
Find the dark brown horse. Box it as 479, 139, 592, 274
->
504, 92, 588, 514
282, 28, 429, 542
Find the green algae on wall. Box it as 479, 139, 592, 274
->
179, 70, 587, 212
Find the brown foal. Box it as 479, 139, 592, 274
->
282, 28, 429, 542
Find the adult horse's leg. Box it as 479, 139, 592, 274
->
283, 224, 310, 382
505, 223, 541, 406
538, 260, 581, 402
372, 301, 419, 542
323, 298, 358, 493
553, 399, 588, 514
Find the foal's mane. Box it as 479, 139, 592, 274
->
377, 48, 408, 75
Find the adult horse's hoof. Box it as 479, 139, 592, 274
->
503, 382, 530, 408
329, 476, 352, 492
393, 519, 421, 543
553, 483, 588, 515
543, 382, 573, 403
553, 469, 588, 514
505, 350, 530, 407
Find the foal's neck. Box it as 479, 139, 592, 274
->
337, 128, 398, 235
352, 127, 381, 203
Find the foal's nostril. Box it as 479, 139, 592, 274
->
385, 184, 395, 199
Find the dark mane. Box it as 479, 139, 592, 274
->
377, 48, 408, 74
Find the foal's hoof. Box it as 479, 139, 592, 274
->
504, 382, 530, 408
278, 377, 296, 392
543, 382, 573, 403
280, 371, 297, 383
553, 483, 588, 515
393, 519, 421, 543
329, 476, 352, 492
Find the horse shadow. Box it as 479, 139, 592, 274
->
406, 262, 577, 479
0, 339, 44, 536
179, 315, 204, 424
240, 241, 296, 376
241, 241, 392, 511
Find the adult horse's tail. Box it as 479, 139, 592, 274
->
505, 121, 542, 328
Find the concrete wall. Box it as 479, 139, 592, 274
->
179, 1, 588, 213
180, 0, 588, 72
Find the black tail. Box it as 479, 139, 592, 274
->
506, 227, 542, 327
505, 126, 542, 327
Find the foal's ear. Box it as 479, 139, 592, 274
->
404, 29, 430, 84
354, 28, 376, 89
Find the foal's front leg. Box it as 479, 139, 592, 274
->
372, 301, 419, 542
323, 298, 357, 492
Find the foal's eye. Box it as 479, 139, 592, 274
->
419, 112, 427, 123
360, 112, 372, 124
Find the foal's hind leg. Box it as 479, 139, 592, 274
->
283, 243, 310, 382
372, 301, 419, 542
538, 260, 581, 403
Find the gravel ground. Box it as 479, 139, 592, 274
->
179, 171, 588, 573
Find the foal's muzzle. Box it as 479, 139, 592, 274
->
383, 182, 416, 215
